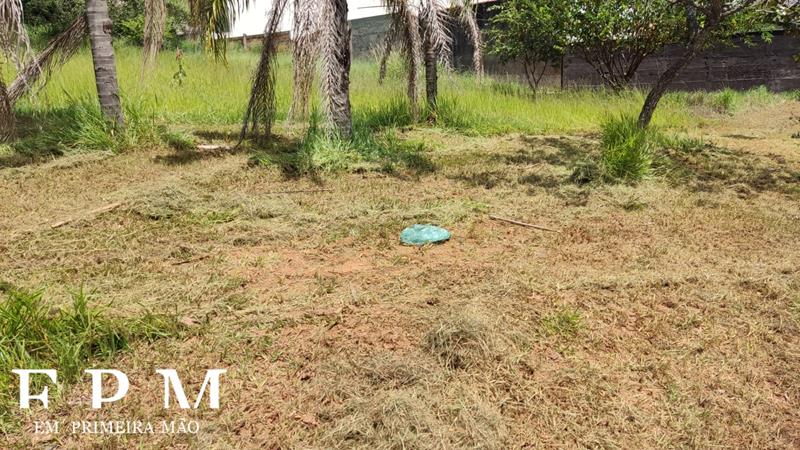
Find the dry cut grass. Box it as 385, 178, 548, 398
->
0, 100, 799, 448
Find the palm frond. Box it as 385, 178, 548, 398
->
421, 0, 453, 70
189, 0, 251, 60
8, 15, 87, 104
289, 0, 320, 121
451, 0, 483, 76
378, 18, 397, 84
142, 0, 166, 74
0, 0, 32, 69
382, 0, 423, 119
238, 0, 288, 144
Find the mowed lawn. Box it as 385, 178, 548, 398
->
1, 48, 800, 448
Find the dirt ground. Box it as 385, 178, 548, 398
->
2, 101, 799, 449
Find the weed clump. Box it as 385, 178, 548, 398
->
424, 311, 493, 369
0, 288, 180, 431
599, 115, 653, 183
250, 110, 435, 176
540, 307, 583, 338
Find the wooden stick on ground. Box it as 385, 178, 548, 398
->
51, 202, 123, 229
264, 188, 332, 195
171, 254, 211, 266
489, 215, 560, 233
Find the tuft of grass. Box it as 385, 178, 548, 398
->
0, 288, 180, 431
160, 128, 197, 151
540, 307, 583, 338
424, 312, 493, 370
599, 115, 653, 183
7, 96, 166, 166
250, 110, 435, 176
656, 133, 707, 153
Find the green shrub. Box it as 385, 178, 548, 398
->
599, 115, 653, 183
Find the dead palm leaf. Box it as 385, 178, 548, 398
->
142, 0, 166, 75
237, 0, 289, 144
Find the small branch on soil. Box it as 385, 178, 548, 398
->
197, 144, 229, 151
265, 189, 332, 195
171, 255, 211, 265
489, 215, 560, 233
51, 202, 123, 229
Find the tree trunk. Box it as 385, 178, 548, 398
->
637, 46, 698, 128
322, 0, 353, 138
86, 0, 124, 126
424, 34, 438, 123
0, 78, 14, 142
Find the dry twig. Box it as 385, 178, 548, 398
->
488, 215, 559, 233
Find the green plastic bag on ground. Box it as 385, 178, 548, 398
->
400, 224, 451, 246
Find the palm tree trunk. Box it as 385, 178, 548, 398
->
424, 35, 437, 123
0, 78, 14, 142
321, 0, 352, 137
86, 0, 124, 126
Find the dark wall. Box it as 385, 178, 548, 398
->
562, 32, 800, 91
351, 15, 391, 59
351, 4, 800, 92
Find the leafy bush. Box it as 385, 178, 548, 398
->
599, 115, 653, 183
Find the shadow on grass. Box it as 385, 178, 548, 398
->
448, 135, 594, 190
1, 100, 159, 169
153, 141, 247, 166
658, 144, 800, 196
0, 108, 91, 168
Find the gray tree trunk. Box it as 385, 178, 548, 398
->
86, 0, 124, 126
322, 0, 352, 138
424, 35, 437, 123
0, 78, 14, 142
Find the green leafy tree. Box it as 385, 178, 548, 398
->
487, 0, 570, 91
636, 0, 776, 127
569, 0, 683, 90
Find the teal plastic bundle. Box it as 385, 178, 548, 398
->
400, 224, 451, 246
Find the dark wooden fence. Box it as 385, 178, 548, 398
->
352, 4, 800, 92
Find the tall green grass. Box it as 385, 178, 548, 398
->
0, 288, 180, 431
7, 47, 795, 162
14, 48, 699, 133
598, 115, 653, 183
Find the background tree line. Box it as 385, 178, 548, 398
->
487, 0, 798, 126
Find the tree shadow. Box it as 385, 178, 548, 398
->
500, 136, 592, 167
153, 142, 246, 166
659, 144, 800, 196
0, 109, 79, 169
449, 135, 594, 190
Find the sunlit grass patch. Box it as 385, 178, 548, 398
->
0, 288, 181, 432
599, 115, 654, 183
540, 307, 583, 338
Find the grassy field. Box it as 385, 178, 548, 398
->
14, 47, 700, 132
1, 47, 800, 448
